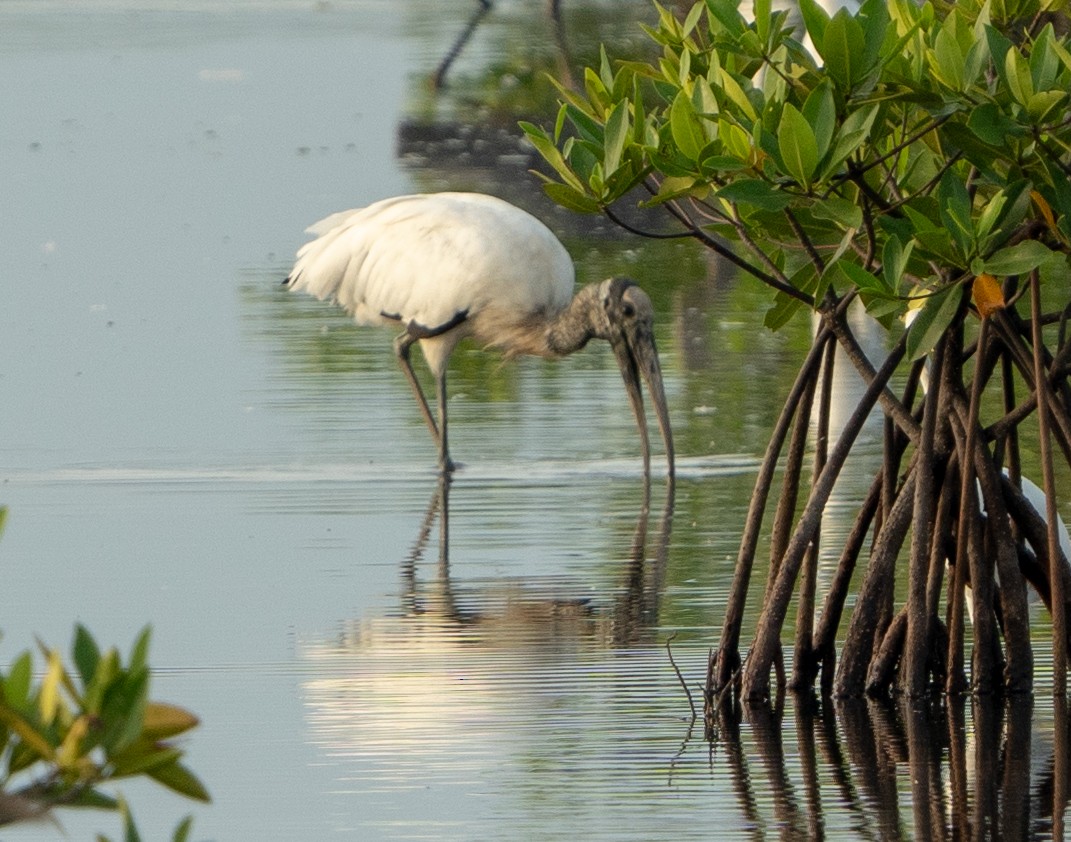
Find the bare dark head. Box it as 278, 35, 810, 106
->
597, 278, 675, 479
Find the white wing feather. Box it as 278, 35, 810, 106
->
287, 193, 575, 337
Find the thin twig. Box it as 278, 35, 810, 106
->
1032, 270, 1067, 695
666, 633, 697, 721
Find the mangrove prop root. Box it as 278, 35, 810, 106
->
714, 326, 834, 690
704, 293, 1071, 712
741, 322, 909, 703
1033, 271, 1068, 695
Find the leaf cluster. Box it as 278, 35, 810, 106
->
523, 0, 1071, 349
0, 624, 208, 835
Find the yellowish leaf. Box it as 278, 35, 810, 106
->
141, 702, 199, 740
39, 650, 64, 725
56, 714, 91, 769
0, 705, 55, 761
1032, 190, 1057, 234
972, 273, 1005, 317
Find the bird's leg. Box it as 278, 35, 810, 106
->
432, 0, 493, 90
393, 332, 443, 446
435, 367, 456, 474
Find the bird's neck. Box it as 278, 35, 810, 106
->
545, 284, 605, 356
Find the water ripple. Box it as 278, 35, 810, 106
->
3, 453, 757, 488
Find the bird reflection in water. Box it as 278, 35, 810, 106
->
396, 475, 675, 650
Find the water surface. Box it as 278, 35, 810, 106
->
1, 3, 1068, 840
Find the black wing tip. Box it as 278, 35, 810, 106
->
406, 308, 470, 339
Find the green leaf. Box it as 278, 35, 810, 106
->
563, 104, 604, 147
66, 787, 119, 810
826, 223, 860, 268
979, 240, 1054, 276
811, 197, 863, 229
602, 100, 629, 175
906, 285, 963, 361
172, 816, 194, 842
818, 104, 878, 179
839, 103, 880, 139
73, 625, 101, 691
553, 104, 567, 144
857, 0, 890, 76
130, 628, 151, 675
541, 182, 601, 213
101, 669, 149, 754
937, 170, 974, 256
777, 103, 819, 187
764, 263, 821, 330
583, 67, 609, 115
754, 0, 771, 41
682, 0, 704, 37
719, 120, 752, 162
966, 103, 1019, 146
677, 44, 691, 87
705, 0, 746, 37
148, 759, 212, 803
520, 122, 586, 194
715, 67, 757, 121
823, 8, 865, 90
118, 796, 142, 842
932, 25, 964, 90
691, 76, 719, 119
834, 259, 889, 296
1027, 90, 1067, 122
84, 649, 120, 715
669, 89, 706, 161
5, 651, 33, 708
974, 192, 1007, 247
562, 137, 599, 184
797, 0, 831, 52
699, 154, 749, 174
802, 82, 836, 159
963, 36, 989, 89
913, 228, 964, 267
764, 290, 805, 331
860, 291, 904, 329
1005, 48, 1033, 106
882, 235, 914, 293
715, 179, 792, 211
986, 25, 1013, 86
1030, 24, 1060, 93
630, 76, 646, 146
110, 743, 184, 777
598, 44, 613, 92
1050, 30, 1071, 75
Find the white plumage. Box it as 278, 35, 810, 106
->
285, 192, 674, 476
289, 194, 574, 359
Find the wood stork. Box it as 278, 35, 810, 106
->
284, 192, 675, 477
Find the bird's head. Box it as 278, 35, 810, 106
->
595, 278, 675, 480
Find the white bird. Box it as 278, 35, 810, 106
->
900, 306, 1071, 611
284, 192, 675, 476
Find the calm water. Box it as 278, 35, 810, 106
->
1, 2, 1068, 839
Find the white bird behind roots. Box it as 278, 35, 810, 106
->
900, 307, 1071, 614
285, 192, 675, 476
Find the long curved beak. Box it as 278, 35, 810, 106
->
611, 328, 675, 481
